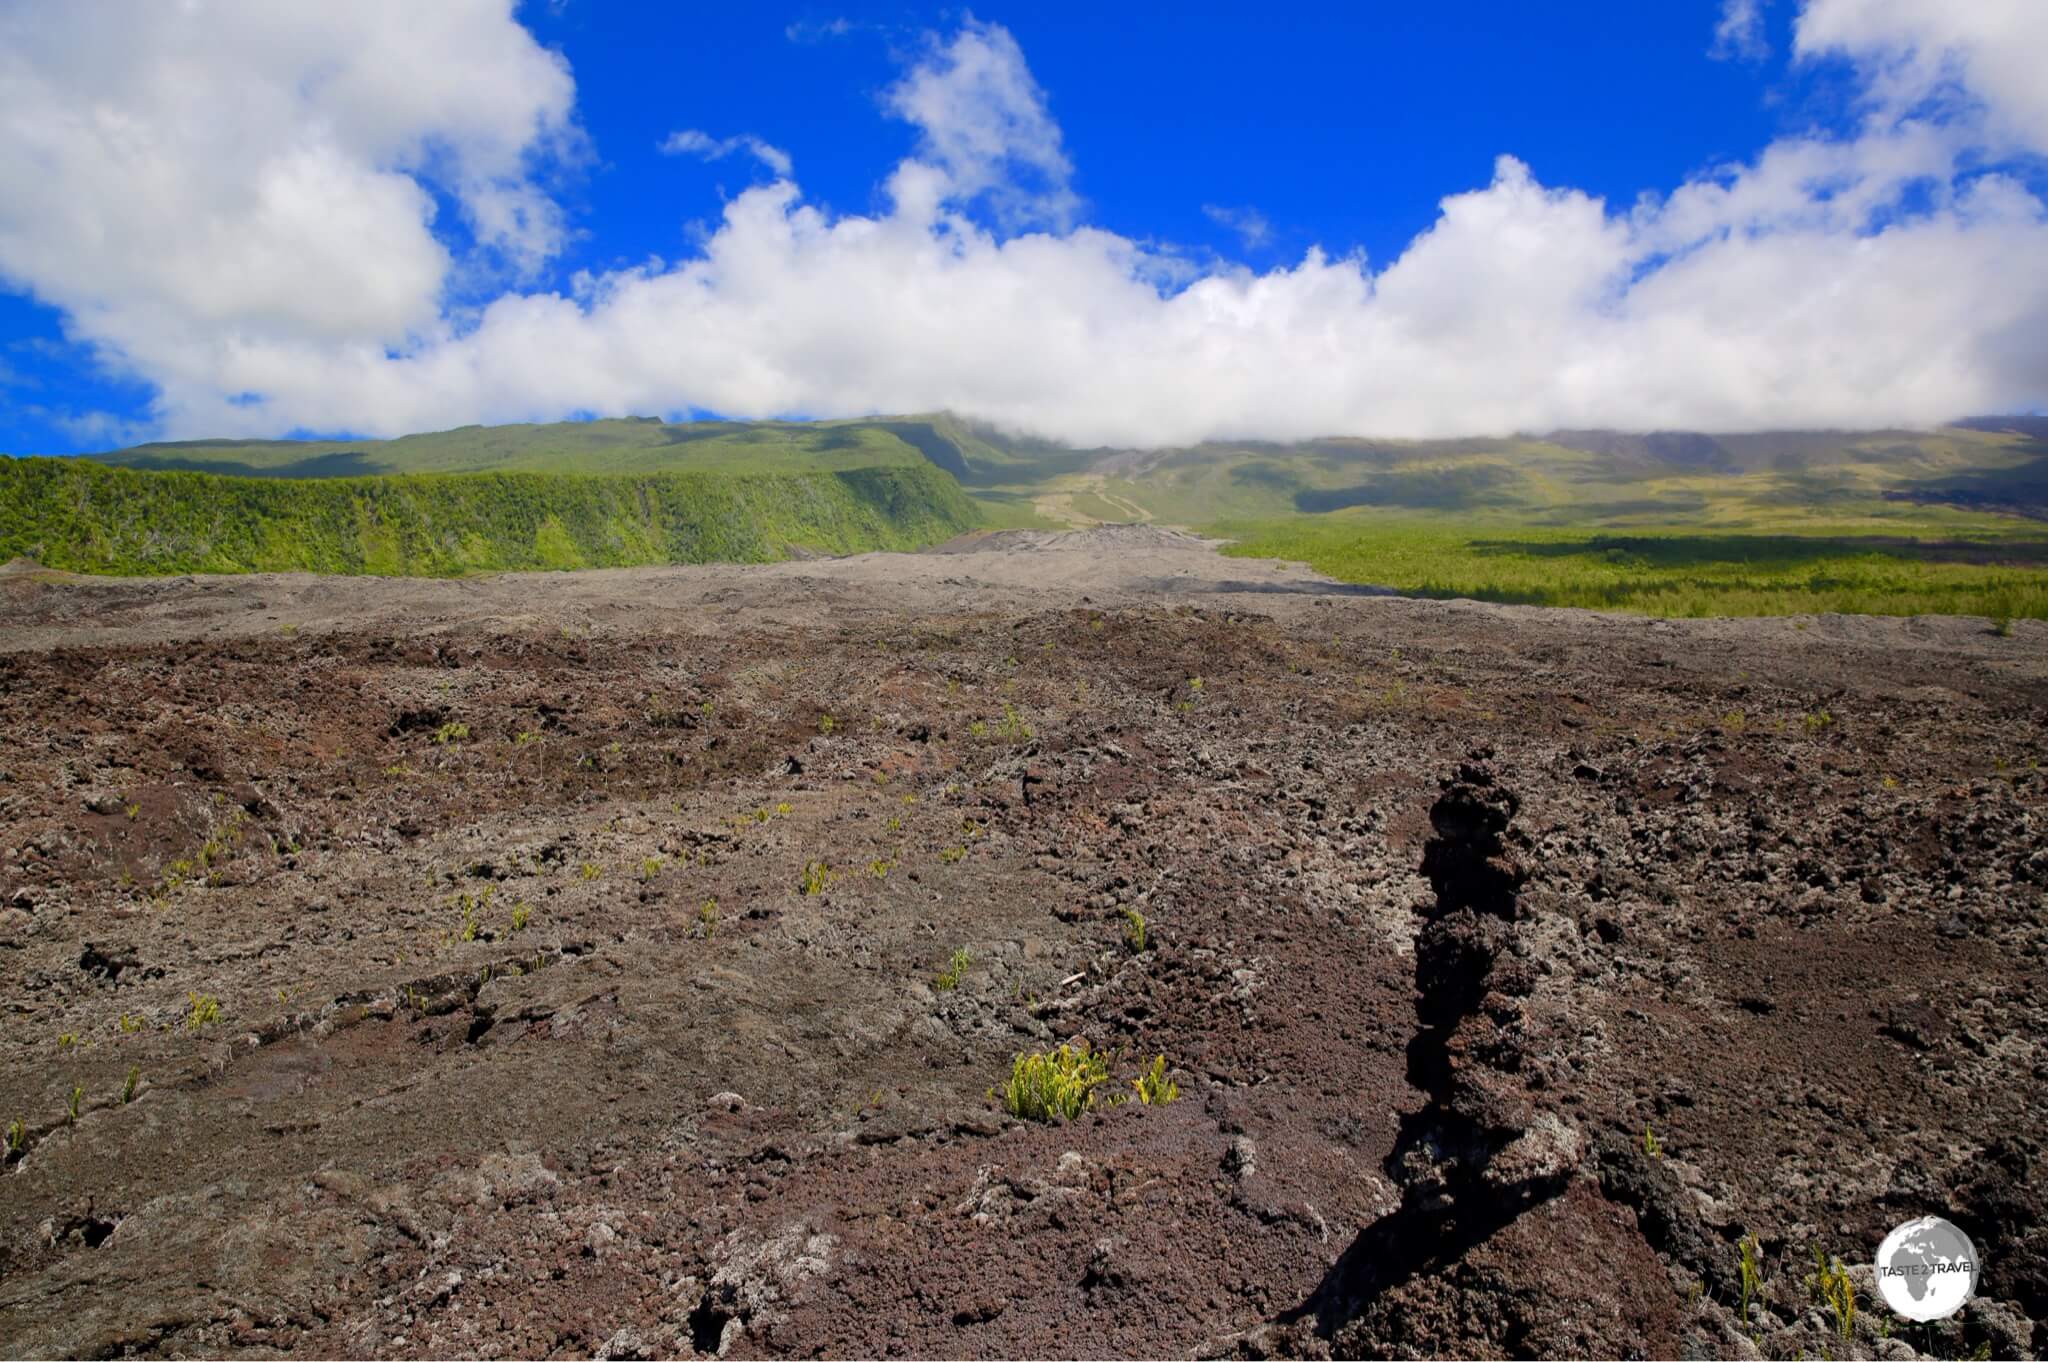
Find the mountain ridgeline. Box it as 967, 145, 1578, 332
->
5, 410, 2047, 582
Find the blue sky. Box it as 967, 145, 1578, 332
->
1, 1, 2044, 452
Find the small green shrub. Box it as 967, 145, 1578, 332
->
67, 1085, 82, 1122
818, 714, 836, 734
121, 1067, 139, 1105
639, 855, 664, 881
432, 721, 470, 745
933, 947, 971, 991
1001, 1040, 1110, 1122
1642, 1122, 1662, 1158
579, 861, 600, 881
1120, 908, 1147, 953
799, 861, 831, 895
938, 845, 965, 864
698, 897, 719, 937
4, 1119, 22, 1157
509, 901, 531, 933
1131, 1055, 1179, 1105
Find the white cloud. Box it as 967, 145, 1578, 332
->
882, 20, 1078, 231
660, 129, 793, 179
0, 0, 575, 412
1796, 0, 2048, 154
1202, 204, 1273, 249
786, 18, 855, 44
1, 2, 2045, 449
1712, 0, 1771, 61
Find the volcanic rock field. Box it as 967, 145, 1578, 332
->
0, 528, 2042, 1359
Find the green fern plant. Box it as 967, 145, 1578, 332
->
933, 947, 971, 991
1737, 1234, 1764, 1341
1001, 1040, 1110, 1122
1807, 1246, 1856, 1346
185, 992, 221, 1032
1131, 1055, 1179, 1105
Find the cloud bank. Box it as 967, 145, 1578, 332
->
0, 1, 2044, 447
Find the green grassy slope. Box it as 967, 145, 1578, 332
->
87, 415, 934, 478
0, 458, 979, 577
1216, 512, 2048, 620
1086, 425, 2048, 528
83, 411, 1095, 481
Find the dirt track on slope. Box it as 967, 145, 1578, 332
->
0, 528, 2043, 1359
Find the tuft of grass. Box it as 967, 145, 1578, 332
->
4, 1119, 23, 1158
639, 855, 664, 882
1642, 1122, 1662, 1158
933, 947, 971, 991
1131, 1055, 1179, 1106
67, 1085, 83, 1122
698, 897, 719, 937
799, 860, 831, 895
938, 845, 966, 864
579, 861, 600, 881
121, 1066, 139, 1105
432, 721, 470, 745
186, 992, 221, 1032
509, 900, 531, 933
1001, 1040, 1110, 1122
817, 713, 836, 735
1120, 908, 1148, 954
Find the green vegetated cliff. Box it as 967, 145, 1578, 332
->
0, 457, 981, 577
